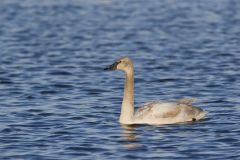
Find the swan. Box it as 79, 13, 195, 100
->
104, 57, 207, 125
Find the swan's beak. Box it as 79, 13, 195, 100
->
104, 61, 119, 70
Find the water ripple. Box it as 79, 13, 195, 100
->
0, 0, 240, 159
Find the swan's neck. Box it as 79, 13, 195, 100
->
119, 70, 134, 124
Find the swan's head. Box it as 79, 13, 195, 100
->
104, 57, 133, 72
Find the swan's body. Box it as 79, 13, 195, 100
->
104, 57, 207, 125
134, 100, 206, 124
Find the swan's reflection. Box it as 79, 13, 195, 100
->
120, 124, 143, 149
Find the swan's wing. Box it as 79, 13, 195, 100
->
176, 98, 196, 105
150, 102, 181, 118
135, 101, 181, 119
135, 101, 206, 122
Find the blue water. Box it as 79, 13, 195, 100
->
0, 0, 240, 159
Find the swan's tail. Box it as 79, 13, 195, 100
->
196, 111, 207, 120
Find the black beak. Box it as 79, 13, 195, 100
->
104, 61, 120, 71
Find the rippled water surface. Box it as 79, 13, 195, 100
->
0, 0, 240, 159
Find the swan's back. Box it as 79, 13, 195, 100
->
134, 100, 206, 125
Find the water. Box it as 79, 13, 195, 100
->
0, 0, 240, 159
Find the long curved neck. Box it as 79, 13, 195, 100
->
119, 69, 134, 124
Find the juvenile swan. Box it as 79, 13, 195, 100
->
104, 57, 207, 125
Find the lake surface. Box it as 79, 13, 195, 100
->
0, 0, 240, 159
